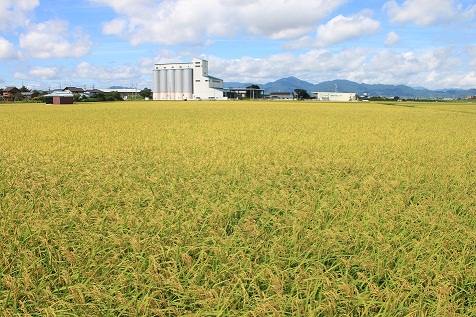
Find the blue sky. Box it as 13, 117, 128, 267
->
1, 0, 476, 90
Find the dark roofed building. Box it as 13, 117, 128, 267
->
84, 89, 102, 98
2, 86, 21, 102
64, 87, 85, 94
21, 91, 39, 100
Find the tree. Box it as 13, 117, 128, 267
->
73, 94, 82, 102
107, 91, 123, 101
14, 93, 24, 101
140, 88, 152, 99
94, 92, 107, 102
294, 89, 310, 100
31, 94, 45, 103
20, 86, 30, 92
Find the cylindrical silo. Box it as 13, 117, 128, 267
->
159, 69, 167, 100
167, 69, 175, 100
175, 69, 183, 100
183, 68, 193, 100
153, 69, 160, 100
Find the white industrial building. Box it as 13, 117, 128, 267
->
152, 58, 226, 101
312, 92, 357, 102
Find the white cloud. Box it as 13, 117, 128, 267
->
89, 0, 348, 45
19, 20, 92, 59
102, 18, 127, 35
73, 62, 148, 87
236, 0, 348, 40
14, 66, 66, 81
345, 47, 468, 88
29, 67, 62, 80
205, 45, 475, 89
0, 0, 39, 31
208, 49, 370, 83
385, 31, 400, 46
10, 44, 476, 90
384, 0, 476, 26
11, 61, 149, 88
461, 72, 476, 88
464, 45, 476, 68
313, 11, 380, 47
0, 37, 20, 59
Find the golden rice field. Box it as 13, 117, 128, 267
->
0, 100, 475, 316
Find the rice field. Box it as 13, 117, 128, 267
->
1, 100, 475, 316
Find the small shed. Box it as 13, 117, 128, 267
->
44, 91, 74, 104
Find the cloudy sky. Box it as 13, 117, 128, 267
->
1, 0, 476, 90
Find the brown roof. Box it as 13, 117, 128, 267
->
4, 86, 21, 92
64, 87, 85, 93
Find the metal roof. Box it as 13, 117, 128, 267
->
99, 88, 139, 93
44, 91, 74, 97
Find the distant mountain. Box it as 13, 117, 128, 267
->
261, 76, 316, 93
224, 77, 476, 99
315, 80, 432, 98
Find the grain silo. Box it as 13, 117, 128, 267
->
152, 58, 226, 101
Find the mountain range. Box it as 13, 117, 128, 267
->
224, 77, 476, 99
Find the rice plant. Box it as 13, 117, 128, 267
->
1, 100, 475, 316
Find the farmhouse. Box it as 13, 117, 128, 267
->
61, 86, 139, 100
312, 92, 357, 102
152, 58, 226, 101
2, 86, 21, 101
44, 91, 74, 104
63, 87, 85, 94
21, 91, 38, 100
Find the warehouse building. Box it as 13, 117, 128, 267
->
152, 58, 226, 101
312, 92, 357, 102
44, 91, 74, 104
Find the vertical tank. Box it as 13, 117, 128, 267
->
152, 69, 160, 100
159, 69, 167, 100
175, 69, 183, 100
183, 68, 193, 100
167, 69, 175, 100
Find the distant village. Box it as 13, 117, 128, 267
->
0, 85, 476, 104
2, 84, 476, 104
0, 86, 149, 104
